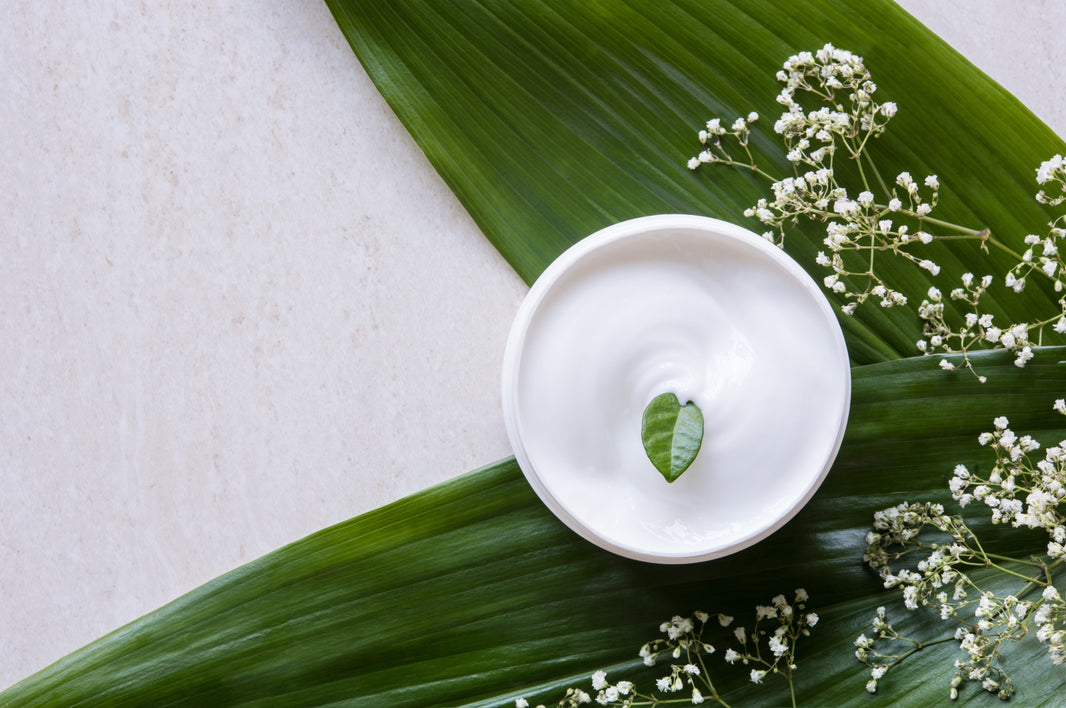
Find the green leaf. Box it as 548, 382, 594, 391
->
3, 351, 1066, 706
641, 392, 704, 483
325, 0, 1064, 365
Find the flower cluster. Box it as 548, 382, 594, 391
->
773, 45, 894, 157
514, 591, 817, 708
720, 588, 818, 692
1000, 155, 1066, 331
638, 612, 723, 705
914, 273, 1033, 381
1037, 154, 1066, 208
689, 44, 1066, 380
858, 403, 1066, 700
917, 155, 1066, 376
952, 411, 1066, 550
689, 43, 949, 311
687, 112, 761, 174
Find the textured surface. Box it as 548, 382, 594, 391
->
0, 0, 526, 687
0, 0, 1064, 690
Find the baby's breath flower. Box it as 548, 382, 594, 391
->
860, 402, 1066, 700
549, 592, 820, 706
690, 44, 1066, 382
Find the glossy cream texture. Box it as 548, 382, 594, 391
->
506, 220, 849, 561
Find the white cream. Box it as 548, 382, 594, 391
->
502, 215, 850, 563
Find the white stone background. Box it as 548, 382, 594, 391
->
1, 0, 1064, 690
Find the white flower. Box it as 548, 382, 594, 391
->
866, 679, 878, 693
919, 259, 941, 275
591, 671, 608, 690
691, 688, 705, 704
925, 174, 940, 190
806, 612, 819, 626
1037, 155, 1064, 184
725, 648, 741, 664
516, 699, 529, 708
683, 663, 700, 676
888, 197, 902, 211
750, 669, 766, 684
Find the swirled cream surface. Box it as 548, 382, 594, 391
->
502, 215, 850, 563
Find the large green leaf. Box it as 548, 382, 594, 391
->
4, 352, 1065, 706
326, 0, 1063, 365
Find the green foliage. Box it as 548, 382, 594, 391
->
4, 354, 1066, 706
327, 0, 1063, 365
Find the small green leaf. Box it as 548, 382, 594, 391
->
641, 393, 704, 483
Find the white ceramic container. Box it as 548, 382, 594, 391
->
501, 214, 851, 563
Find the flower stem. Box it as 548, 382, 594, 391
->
695, 652, 731, 707
984, 552, 1045, 568
918, 215, 984, 236
862, 151, 892, 198
921, 221, 1028, 263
